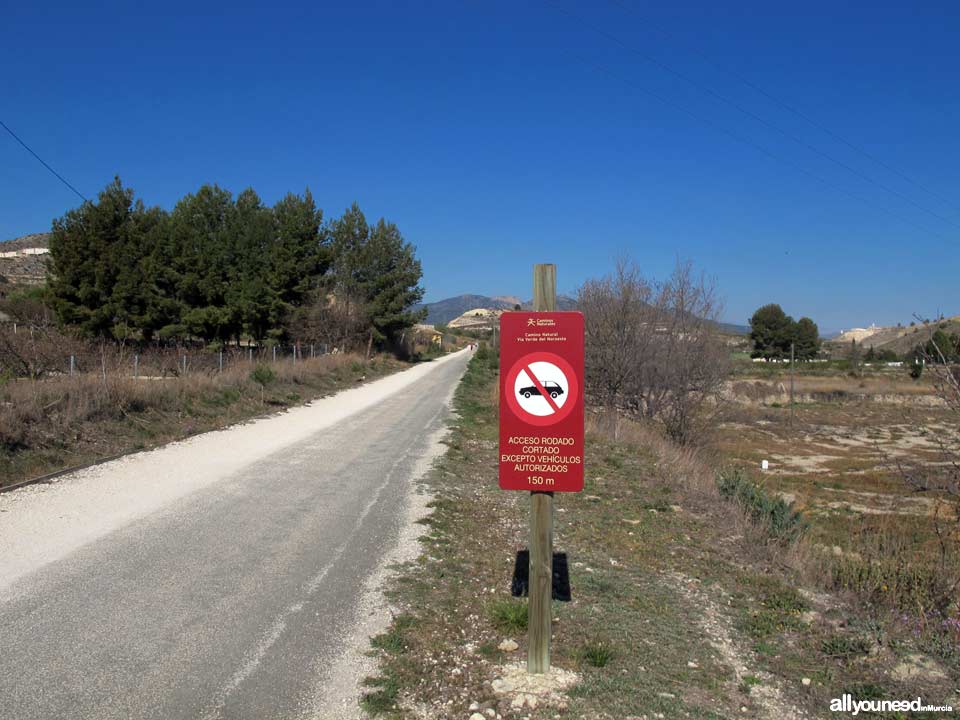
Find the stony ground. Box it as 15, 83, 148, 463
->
362, 350, 959, 720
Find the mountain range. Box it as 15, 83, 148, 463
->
416, 293, 749, 335
415, 294, 578, 325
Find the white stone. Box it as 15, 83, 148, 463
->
498, 639, 519, 652
491, 678, 513, 694
801, 677, 811, 686
470, 714, 485, 720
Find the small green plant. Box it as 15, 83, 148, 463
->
489, 599, 528, 632
743, 609, 804, 638
762, 586, 808, 613
739, 675, 761, 694
718, 469, 808, 542
371, 614, 416, 654
821, 635, 871, 658
579, 641, 615, 668
249, 364, 275, 403
360, 673, 401, 715
840, 682, 886, 702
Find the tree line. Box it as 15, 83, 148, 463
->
748, 303, 821, 360
46, 178, 425, 352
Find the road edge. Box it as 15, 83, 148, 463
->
303, 351, 470, 719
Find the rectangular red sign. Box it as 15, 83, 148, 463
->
499, 311, 584, 492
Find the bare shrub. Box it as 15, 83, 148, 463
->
890, 338, 960, 616
579, 258, 730, 444
286, 290, 369, 354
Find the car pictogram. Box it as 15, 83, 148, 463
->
518, 380, 564, 399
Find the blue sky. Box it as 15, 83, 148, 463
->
2, 1, 957, 331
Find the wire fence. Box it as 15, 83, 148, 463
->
0, 323, 341, 380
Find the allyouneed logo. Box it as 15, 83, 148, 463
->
830, 694, 953, 715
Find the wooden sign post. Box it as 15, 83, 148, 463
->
529, 263, 556, 673
498, 264, 584, 674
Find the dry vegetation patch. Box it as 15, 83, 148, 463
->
0, 351, 408, 487
363, 350, 958, 719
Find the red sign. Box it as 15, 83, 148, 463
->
499, 312, 584, 492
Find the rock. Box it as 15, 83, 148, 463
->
656, 692, 675, 699
801, 677, 811, 686
470, 715, 485, 720
687, 661, 698, 668
498, 639, 519, 652
491, 678, 513, 694
484, 710, 496, 718
469, 702, 480, 711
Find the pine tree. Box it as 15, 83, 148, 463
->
48, 177, 160, 338
793, 317, 821, 360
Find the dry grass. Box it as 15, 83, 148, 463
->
718, 369, 960, 670
0, 352, 407, 487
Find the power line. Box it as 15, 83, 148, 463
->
0, 119, 88, 202
608, 0, 959, 215
565, 51, 946, 241
545, 2, 960, 233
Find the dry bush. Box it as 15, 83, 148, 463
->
883, 341, 960, 620
579, 257, 730, 444
0, 351, 369, 463
286, 290, 369, 354
586, 410, 727, 513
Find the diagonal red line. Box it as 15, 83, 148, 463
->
522, 363, 562, 414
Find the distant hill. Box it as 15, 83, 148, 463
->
0, 232, 51, 290
827, 316, 960, 357
417, 294, 578, 325
1, 233, 50, 252
716, 321, 750, 336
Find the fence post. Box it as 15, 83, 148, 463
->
134, 354, 139, 379
249, 347, 253, 363
219, 350, 223, 373
310, 344, 315, 358
182, 354, 187, 375
69, 355, 75, 376
272, 346, 277, 363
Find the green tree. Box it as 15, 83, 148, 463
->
849, 339, 863, 377
793, 317, 820, 360
925, 329, 957, 363
749, 304, 793, 360
329, 204, 425, 351
48, 177, 162, 338
167, 184, 240, 343
230, 188, 282, 344
270, 189, 329, 307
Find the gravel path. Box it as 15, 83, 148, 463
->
0, 349, 470, 720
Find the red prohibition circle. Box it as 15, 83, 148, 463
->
504, 351, 579, 427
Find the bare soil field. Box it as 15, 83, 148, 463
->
718, 367, 960, 686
